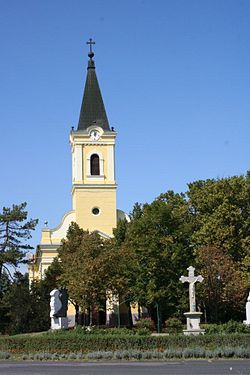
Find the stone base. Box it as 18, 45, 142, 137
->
183, 329, 205, 336
243, 320, 250, 326
51, 317, 68, 330
183, 311, 205, 336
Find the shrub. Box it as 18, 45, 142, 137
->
0, 351, 10, 359
222, 321, 250, 334
136, 318, 155, 332
0, 346, 250, 360
135, 328, 151, 336
141, 351, 153, 359
163, 349, 182, 359
68, 353, 77, 360
99, 351, 113, 359
203, 321, 250, 335
0, 332, 249, 355
165, 318, 183, 334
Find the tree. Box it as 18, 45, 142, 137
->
118, 191, 194, 324
0, 203, 38, 278
58, 223, 117, 324
196, 246, 246, 323
0, 271, 11, 333
40, 257, 63, 292
187, 172, 250, 264
0, 272, 50, 334
0, 260, 62, 335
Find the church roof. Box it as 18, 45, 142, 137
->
77, 44, 110, 131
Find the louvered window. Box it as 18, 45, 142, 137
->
90, 154, 100, 175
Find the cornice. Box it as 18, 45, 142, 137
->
72, 184, 117, 193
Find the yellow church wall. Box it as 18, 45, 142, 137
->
40, 210, 76, 245
73, 188, 117, 236
70, 130, 116, 186
41, 231, 66, 245
82, 144, 114, 184
41, 250, 57, 258
41, 229, 51, 244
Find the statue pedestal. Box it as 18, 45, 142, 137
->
51, 317, 68, 330
183, 312, 205, 336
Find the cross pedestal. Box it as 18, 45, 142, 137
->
180, 266, 205, 336
183, 312, 204, 336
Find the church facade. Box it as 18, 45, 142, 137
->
29, 42, 128, 283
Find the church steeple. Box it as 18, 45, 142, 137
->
77, 39, 110, 131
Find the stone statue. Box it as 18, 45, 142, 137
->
50, 288, 68, 329
243, 291, 250, 325
50, 289, 62, 318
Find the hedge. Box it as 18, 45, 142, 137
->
3, 347, 250, 361
0, 333, 249, 354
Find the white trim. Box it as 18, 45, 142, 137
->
73, 141, 115, 146
50, 211, 76, 240
86, 175, 105, 179
96, 230, 112, 239
72, 185, 117, 193
74, 145, 83, 181
108, 145, 115, 181
72, 146, 75, 182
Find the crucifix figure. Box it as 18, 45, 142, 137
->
86, 38, 95, 54
180, 266, 204, 313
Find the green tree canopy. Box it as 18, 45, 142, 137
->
117, 191, 194, 320
196, 246, 246, 323
188, 172, 250, 263
0, 203, 38, 278
58, 223, 115, 312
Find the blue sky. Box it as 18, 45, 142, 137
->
0, 0, 249, 256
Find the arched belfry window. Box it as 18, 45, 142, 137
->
90, 154, 100, 175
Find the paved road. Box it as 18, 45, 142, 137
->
0, 360, 249, 375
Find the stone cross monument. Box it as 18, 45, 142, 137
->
180, 266, 205, 335
180, 266, 204, 312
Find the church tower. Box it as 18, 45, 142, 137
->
71, 41, 117, 237
29, 40, 127, 281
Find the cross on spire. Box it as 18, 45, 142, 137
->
87, 38, 95, 54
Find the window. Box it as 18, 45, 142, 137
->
90, 154, 100, 175
92, 207, 100, 215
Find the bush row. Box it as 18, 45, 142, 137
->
53, 321, 250, 336
0, 333, 249, 354
202, 321, 250, 334
69, 326, 151, 336
1, 347, 250, 360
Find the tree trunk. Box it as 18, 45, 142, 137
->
75, 304, 79, 326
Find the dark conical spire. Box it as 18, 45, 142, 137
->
77, 39, 110, 131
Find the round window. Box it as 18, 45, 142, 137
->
92, 207, 100, 216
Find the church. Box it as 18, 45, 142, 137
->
29, 40, 128, 290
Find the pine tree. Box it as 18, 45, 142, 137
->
0, 203, 38, 278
